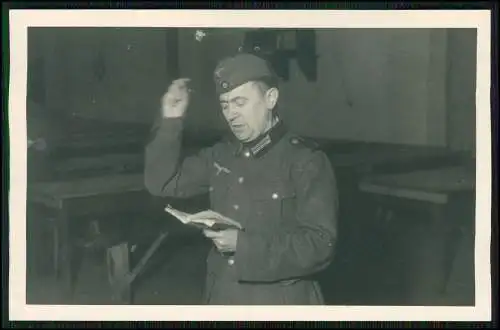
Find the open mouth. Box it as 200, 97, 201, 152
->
231, 123, 245, 129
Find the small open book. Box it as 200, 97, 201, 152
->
164, 204, 244, 231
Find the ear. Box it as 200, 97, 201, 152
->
265, 87, 279, 110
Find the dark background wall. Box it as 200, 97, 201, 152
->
27, 27, 477, 151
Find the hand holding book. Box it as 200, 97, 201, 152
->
164, 205, 244, 232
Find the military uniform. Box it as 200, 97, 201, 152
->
144, 53, 339, 305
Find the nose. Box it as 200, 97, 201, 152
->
224, 106, 240, 122
227, 114, 239, 123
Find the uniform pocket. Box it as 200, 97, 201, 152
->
249, 180, 296, 220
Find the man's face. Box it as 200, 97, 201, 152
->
219, 81, 278, 143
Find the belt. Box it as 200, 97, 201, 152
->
220, 252, 235, 266
215, 252, 300, 284
220, 251, 235, 258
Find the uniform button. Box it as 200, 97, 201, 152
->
328, 243, 333, 247
244, 151, 251, 158
272, 193, 279, 199
228, 258, 235, 266
233, 204, 240, 210
209, 186, 214, 192
238, 177, 244, 184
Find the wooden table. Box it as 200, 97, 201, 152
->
315, 144, 466, 304
358, 166, 475, 203
358, 165, 475, 305
328, 144, 466, 174
27, 173, 156, 303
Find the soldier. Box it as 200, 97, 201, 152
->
145, 52, 338, 305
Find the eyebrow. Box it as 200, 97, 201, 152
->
220, 96, 248, 103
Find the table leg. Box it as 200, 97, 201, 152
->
444, 226, 475, 305
107, 242, 131, 304
407, 204, 450, 305
106, 231, 169, 305
431, 203, 460, 295
50, 218, 59, 276
56, 207, 79, 303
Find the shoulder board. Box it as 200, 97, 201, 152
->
289, 136, 320, 150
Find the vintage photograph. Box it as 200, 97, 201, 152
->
8, 10, 492, 322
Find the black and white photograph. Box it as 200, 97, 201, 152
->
8, 10, 492, 322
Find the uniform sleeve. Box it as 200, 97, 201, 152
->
234, 150, 338, 282
144, 117, 213, 198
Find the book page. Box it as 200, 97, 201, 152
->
164, 205, 243, 230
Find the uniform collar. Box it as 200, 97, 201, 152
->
233, 118, 287, 159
